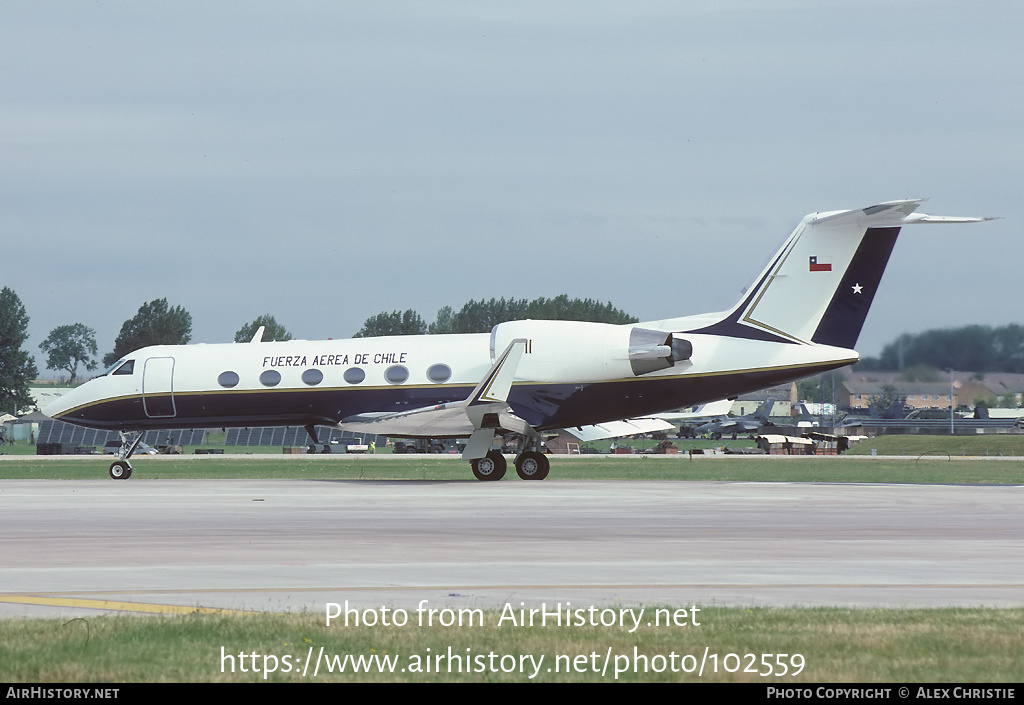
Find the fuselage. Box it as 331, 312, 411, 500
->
39, 200, 992, 482
45, 321, 856, 436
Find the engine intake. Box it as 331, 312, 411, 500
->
628, 327, 692, 376
490, 320, 691, 383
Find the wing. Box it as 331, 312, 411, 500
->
560, 418, 675, 442
341, 337, 675, 451
340, 339, 532, 460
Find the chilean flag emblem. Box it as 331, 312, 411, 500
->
809, 256, 832, 272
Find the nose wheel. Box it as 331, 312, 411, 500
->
109, 431, 142, 480
109, 460, 133, 480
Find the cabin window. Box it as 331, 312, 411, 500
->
112, 360, 135, 376
218, 371, 240, 388
385, 365, 409, 384
426, 363, 452, 384
259, 370, 281, 387
343, 367, 365, 384
302, 369, 323, 386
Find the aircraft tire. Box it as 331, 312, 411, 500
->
471, 451, 506, 481
515, 451, 549, 481
109, 461, 132, 480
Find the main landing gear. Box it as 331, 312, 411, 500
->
471, 451, 506, 481
470, 438, 550, 482
109, 431, 142, 480
514, 450, 549, 481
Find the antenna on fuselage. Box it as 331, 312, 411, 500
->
249, 326, 265, 343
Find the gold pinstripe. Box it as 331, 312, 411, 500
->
52, 357, 856, 420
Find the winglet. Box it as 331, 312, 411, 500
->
468, 338, 527, 406
462, 338, 527, 460
249, 326, 265, 343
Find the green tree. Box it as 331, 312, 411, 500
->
429, 295, 638, 334
103, 298, 192, 366
428, 306, 456, 335
39, 323, 98, 384
867, 383, 901, 417
234, 315, 292, 343
358, 296, 639, 338
353, 310, 427, 338
795, 369, 845, 403
861, 324, 1024, 373
0, 287, 39, 414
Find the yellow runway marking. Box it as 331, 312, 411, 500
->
0, 595, 257, 615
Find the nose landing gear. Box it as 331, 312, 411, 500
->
109, 431, 142, 480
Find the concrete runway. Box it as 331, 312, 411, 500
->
1, 479, 1022, 617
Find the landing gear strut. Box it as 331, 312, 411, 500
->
109, 431, 142, 480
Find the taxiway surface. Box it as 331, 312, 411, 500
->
2, 479, 1022, 617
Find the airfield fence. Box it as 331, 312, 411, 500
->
845, 419, 1021, 434
36, 421, 205, 447
36, 420, 382, 451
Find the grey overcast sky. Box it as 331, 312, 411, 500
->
3, 1, 1021, 376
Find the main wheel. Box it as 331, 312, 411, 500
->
109, 460, 132, 480
471, 450, 507, 481
515, 451, 550, 481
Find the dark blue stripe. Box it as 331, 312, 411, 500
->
811, 227, 900, 348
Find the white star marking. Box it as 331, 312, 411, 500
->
851, 283, 863, 294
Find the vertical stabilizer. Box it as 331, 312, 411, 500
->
689, 201, 993, 349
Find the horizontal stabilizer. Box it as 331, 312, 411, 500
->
904, 213, 998, 224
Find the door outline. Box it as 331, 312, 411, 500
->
143, 357, 176, 418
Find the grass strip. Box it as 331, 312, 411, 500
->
2, 607, 1022, 682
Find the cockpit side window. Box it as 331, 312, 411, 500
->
111, 360, 135, 376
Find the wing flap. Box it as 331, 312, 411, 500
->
562, 418, 675, 442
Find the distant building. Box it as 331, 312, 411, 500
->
839, 372, 1024, 411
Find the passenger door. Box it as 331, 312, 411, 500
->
143, 357, 176, 418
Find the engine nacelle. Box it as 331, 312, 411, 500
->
490, 320, 692, 383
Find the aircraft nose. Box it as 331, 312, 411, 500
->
42, 395, 70, 419
42, 386, 85, 420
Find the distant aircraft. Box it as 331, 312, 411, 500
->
836, 395, 907, 426
794, 402, 820, 428
694, 398, 775, 439
44, 200, 993, 481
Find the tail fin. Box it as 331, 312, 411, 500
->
692, 200, 993, 348
753, 397, 775, 422
796, 403, 814, 423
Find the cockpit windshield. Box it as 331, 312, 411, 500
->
103, 359, 135, 376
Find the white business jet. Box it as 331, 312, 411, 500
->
44, 200, 992, 481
